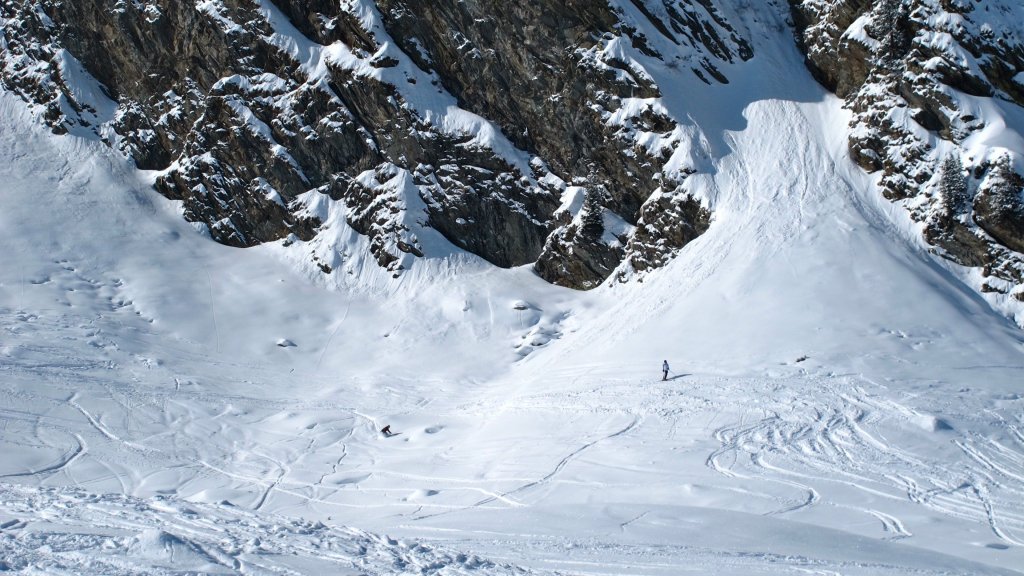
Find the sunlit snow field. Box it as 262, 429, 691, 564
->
3, 5, 1024, 573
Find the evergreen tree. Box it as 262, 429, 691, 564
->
580, 187, 605, 242
984, 155, 1023, 217
974, 154, 1024, 253
938, 154, 969, 217
875, 0, 911, 69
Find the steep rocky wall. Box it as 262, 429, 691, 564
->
0, 0, 555, 267
375, 1, 644, 209
1, 0, 749, 289
790, 0, 1024, 301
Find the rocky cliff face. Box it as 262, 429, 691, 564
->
1, 0, 752, 288
790, 0, 1024, 300
3, 0, 1021, 301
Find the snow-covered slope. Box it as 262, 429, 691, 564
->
3, 3, 1024, 576
792, 0, 1024, 321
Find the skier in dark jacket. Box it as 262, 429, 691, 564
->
662, 360, 670, 381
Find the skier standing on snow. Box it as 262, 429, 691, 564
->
662, 360, 670, 381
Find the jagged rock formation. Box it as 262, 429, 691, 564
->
790, 0, 1024, 299
5, 0, 1018, 301
0, 0, 749, 289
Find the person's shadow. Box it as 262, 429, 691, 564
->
666, 374, 690, 381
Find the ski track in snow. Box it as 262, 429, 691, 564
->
7, 297, 1023, 572
0, 483, 530, 575
458, 369, 1024, 556
3, 481, 996, 576
5, 2, 1024, 572
702, 376, 1024, 544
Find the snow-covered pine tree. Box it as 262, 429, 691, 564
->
580, 187, 605, 242
874, 0, 911, 69
983, 155, 1023, 212
938, 154, 969, 218
974, 154, 1024, 253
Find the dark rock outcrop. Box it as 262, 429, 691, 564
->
975, 156, 1024, 255
627, 188, 711, 274
1, 0, 751, 289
